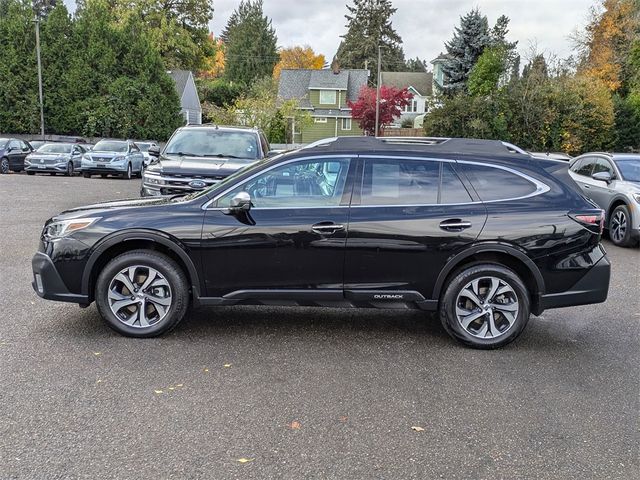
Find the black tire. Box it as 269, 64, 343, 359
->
83, 172, 91, 178
26, 171, 35, 175
123, 163, 132, 180
439, 264, 531, 349
609, 204, 637, 247
49, 172, 56, 176
66, 162, 74, 176
95, 250, 190, 338
100, 173, 108, 178
1, 158, 9, 174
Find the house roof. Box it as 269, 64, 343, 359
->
278, 69, 369, 106
431, 52, 452, 63
380, 72, 433, 96
167, 70, 192, 97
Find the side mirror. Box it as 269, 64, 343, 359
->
228, 191, 252, 212
592, 171, 612, 183
148, 145, 161, 157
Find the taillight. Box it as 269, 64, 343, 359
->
569, 210, 605, 234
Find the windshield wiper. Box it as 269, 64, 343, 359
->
165, 151, 204, 157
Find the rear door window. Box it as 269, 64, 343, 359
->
456, 163, 538, 201
361, 158, 440, 205
440, 163, 473, 204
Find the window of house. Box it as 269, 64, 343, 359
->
319, 90, 337, 105
341, 118, 351, 130
314, 117, 327, 123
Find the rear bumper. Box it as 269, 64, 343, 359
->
539, 253, 611, 311
32, 252, 89, 304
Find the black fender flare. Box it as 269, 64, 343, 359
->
606, 195, 631, 220
81, 229, 202, 299
432, 243, 545, 300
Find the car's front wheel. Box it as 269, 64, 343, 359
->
123, 163, 132, 180
95, 250, 190, 337
66, 162, 74, 176
0, 158, 9, 174
609, 204, 636, 247
439, 264, 530, 349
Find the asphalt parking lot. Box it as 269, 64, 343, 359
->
0, 173, 638, 479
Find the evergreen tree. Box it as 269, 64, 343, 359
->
0, 0, 39, 133
32, 0, 57, 18
441, 8, 490, 94
335, 0, 406, 82
223, 0, 278, 86
404, 57, 427, 72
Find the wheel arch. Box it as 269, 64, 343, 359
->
607, 196, 629, 222
81, 229, 202, 303
432, 243, 546, 315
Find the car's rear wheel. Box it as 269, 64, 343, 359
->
1, 158, 9, 174
100, 173, 107, 178
439, 264, 530, 349
95, 250, 190, 337
26, 171, 35, 176
83, 172, 91, 178
66, 162, 74, 176
609, 205, 636, 247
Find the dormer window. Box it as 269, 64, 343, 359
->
319, 90, 337, 105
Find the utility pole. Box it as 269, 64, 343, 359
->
374, 45, 382, 137
34, 11, 45, 140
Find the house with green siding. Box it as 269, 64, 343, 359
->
277, 68, 369, 143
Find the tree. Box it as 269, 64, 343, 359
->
197, 78, 244, 108
223, 0, 278, 86
348, 85, 413, 135
32, 0, 57, 18
440, 8, 490, 94
335, 0, 406, 81
468, 46, 509, 96
404, 57, 427, 72
273, 46, 325, 79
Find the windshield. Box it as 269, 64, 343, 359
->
37, 143, 73, 154
616, 158, 640, 182
164, 129, 259, 160
93, 140, 128, 153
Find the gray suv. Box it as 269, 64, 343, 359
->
569, 153, 640, 247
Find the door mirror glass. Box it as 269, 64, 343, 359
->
229, 191, 252, 212
592, 171, 612, 183
148, 145, 161, 157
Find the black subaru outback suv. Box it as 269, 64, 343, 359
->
32, 137, 610, 348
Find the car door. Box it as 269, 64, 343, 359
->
344, 156, 487, 304
7, 140, 23, 170
71, 146, 83, 169
200, 155, 355, 300
569, 156, 597, 197
588, 157, 617, 212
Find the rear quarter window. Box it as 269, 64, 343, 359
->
457, 163, 538, 201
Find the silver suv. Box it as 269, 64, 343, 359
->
569, 153, 640, 247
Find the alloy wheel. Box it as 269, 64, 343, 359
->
126, 164, 132, 179
67, 162, 73, 176
611, 210, 627, 243
0, 158, 8, 174
107, 265, 172, 329
455, 276, 519, 339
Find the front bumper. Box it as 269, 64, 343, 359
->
32, 252, 89, 304
25, 163, 68, 173
81, 162, 127, 174
539, 252, 611, 310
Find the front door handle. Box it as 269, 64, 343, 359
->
311, 222, 345, 234
439, 219, 472, 232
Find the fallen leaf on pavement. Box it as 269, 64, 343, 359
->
93, 352, 101, 356
154, 390, 163, 394
411, 426, 425, 432
339, 416, 348, 422
288, 421, 301, 430
236, 458, 254, 464
203, 368, 209, 373
223, 363, 232, 368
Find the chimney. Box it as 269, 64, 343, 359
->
331, 57, 340, 75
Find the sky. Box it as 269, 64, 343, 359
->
64, 0, 596, 67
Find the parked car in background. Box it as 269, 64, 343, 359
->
141, 125, 271, 196
569, 153, 640, 247
25, 143, 86, 176
530, 152, 573, 161
0, 138, 33, 174
32, 137, 610, 348
134, 141, 159, 168
81, 139, 145, 179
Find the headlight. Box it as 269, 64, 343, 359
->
44, 217, 99, 240
633, 193, 640, 204
82, 155, 91, 162
144, 172, 165, 185
56, 157, 67, 164
112, 156, 125, 163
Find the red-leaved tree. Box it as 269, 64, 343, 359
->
348, 86, 413, 136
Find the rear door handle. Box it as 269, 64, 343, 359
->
311, 222, 345, 234
439, 219, 472, 231
583, 184, 591, 189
